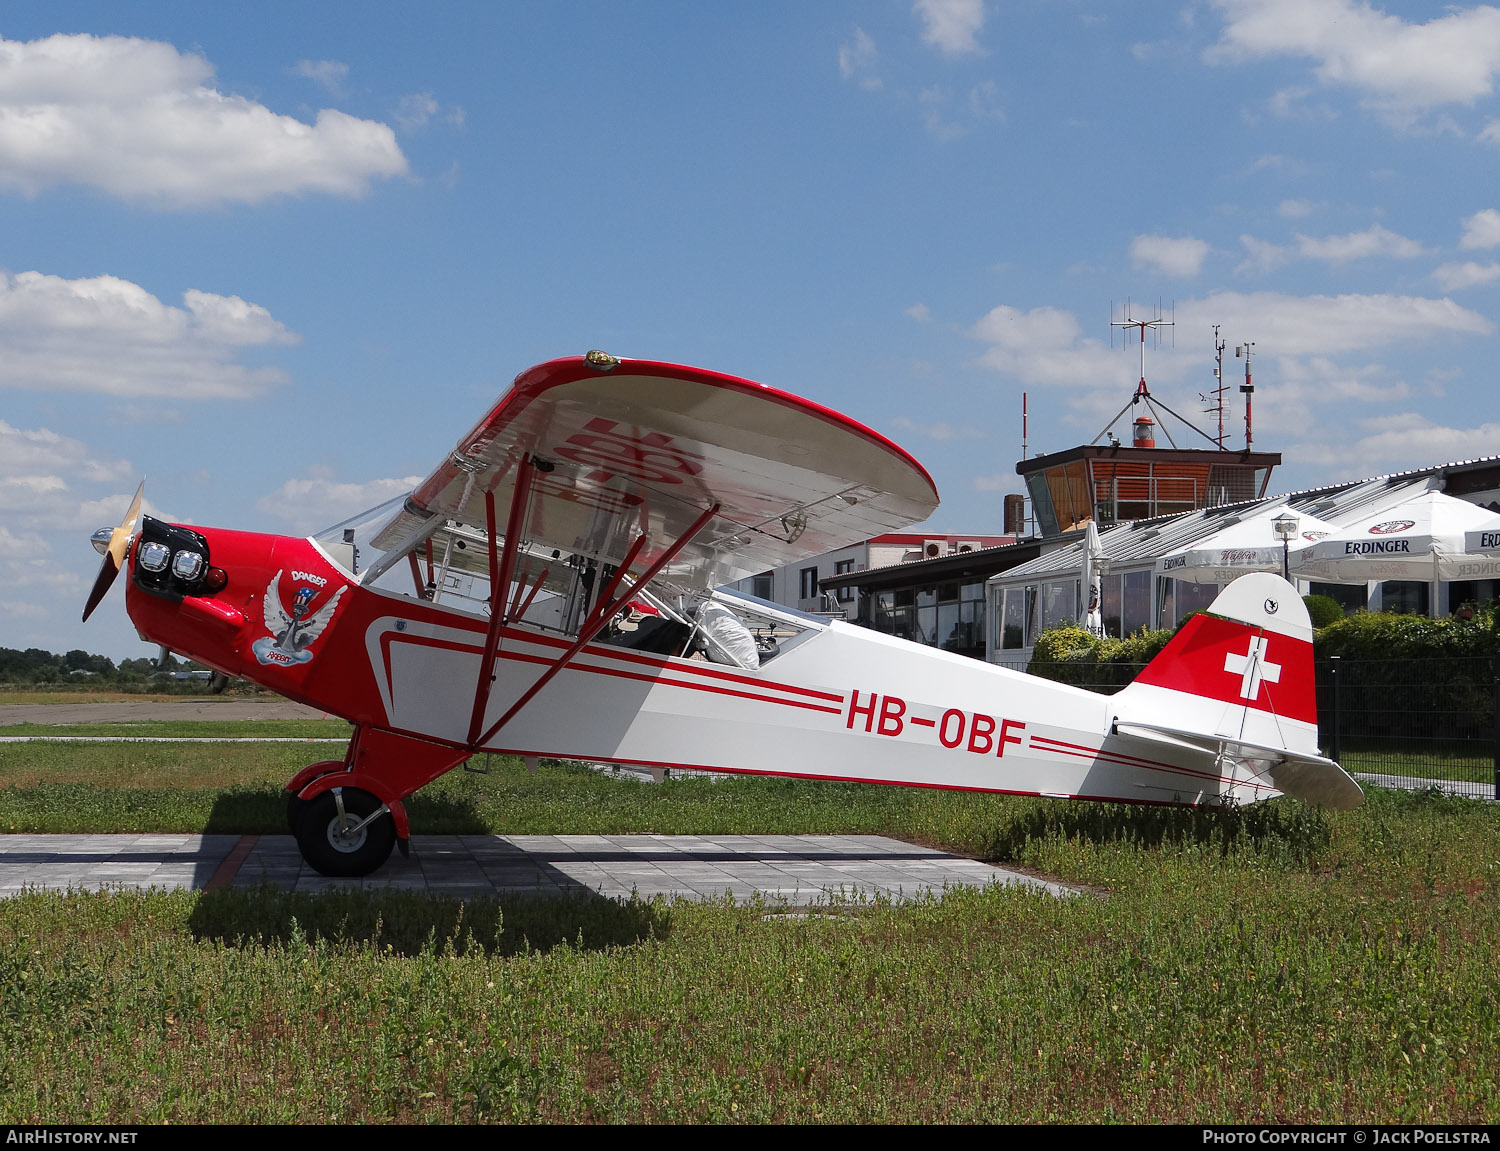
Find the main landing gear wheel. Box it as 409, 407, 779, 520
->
293, 787, 396, 877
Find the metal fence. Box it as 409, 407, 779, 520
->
1026, 655, 1499, 801
1317, 655, 1497, 800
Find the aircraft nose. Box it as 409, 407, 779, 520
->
90, 527, 113, 556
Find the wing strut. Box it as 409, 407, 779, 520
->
508, 564, 549, 620
465, 454, 540, 747
469, 500, 722, 752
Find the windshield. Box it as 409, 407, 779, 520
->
310, 493, 410, 580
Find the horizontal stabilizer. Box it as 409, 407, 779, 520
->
1114, 720, 1364, 811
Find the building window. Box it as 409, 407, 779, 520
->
999, 587, 1026, 649
1312, 581, 1365, 616
751, 572, 773, 601
799, 566, 818, 600
1040, 580, 1077, 632
1100, 573, 1122, 638
834, 559, 856, 602
1378, 581, 1428, 615
1159, 577, 1219, 629
1122, 570, 1151, 636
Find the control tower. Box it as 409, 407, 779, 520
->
1016, 313, 1281, 537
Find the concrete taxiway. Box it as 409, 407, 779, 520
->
0, 832, 1073, 903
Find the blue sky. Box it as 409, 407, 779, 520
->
5, 0, 1500, 658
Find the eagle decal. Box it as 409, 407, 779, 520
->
250, 571, 346, 667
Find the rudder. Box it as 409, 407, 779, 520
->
1113, 572, 1361, 809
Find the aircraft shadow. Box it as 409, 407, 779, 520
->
198, 789, 497, 836
186, 882, 672, 958
983, 796, 1332, 861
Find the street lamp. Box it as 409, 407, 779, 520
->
1272, 511, 1299, 582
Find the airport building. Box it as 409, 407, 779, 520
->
727, 532, 1016, 627
726, 337, 1500, 668
986, 454, 1500, 667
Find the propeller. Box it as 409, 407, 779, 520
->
82, 480, 145, 622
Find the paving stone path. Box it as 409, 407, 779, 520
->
0, 833, 1074, 903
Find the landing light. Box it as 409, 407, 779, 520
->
139, 541, 172, 572
171, 550, 204, 580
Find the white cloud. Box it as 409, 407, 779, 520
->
905, 303, 931, 322
395, 93, 438, 130
0, 420, 131, 487
1130, 234, 1210, 277
891, 416, 982, 441
1460, 207, 1500, 249
394, 92, 463, 132
966, 80, 1004, 122
0, 421, 142, 573
1352, 413, 1500, 467
1481, 118, 1500, 143
1271, 355, 1410, 407
1278, 198, 1315, 217
1236, 234, 1290, 276
1248, 153, 1302, 172
969, 291, 1490, 444
914, 0, 986, 57
917, 83, 1004, 139
0, 33, 408, 206
1173, 290, 1491, 355
292, 59, 349, 97
0, 270, 298, 399
972, 474, 1022, 493
839, 27, 881, 89
1294, 224, 1426, 261
256, 473, 425, 534
969, 304, 1120, 388
1433, 261, 1500, 291
1206, 0, 1500, 124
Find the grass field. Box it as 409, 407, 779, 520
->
1335, 748, 1495, 787
1, 734, 1498, 1122
0, 719, 352, 740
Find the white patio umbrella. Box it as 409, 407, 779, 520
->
1463, 518, 1500, 561
1294, 489, 1500, 583
1154, 504, 1340, 585
1079, 520, 1103, 634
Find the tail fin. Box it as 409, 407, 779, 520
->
1113, 572, 1362, 810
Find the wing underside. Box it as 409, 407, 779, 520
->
369, 357, 939, 595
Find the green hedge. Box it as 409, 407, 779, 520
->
1302, 594, 1344, 629
1027, 602, 1500, 692
1314, 603, 1500, 661
1027, 625, 1177, 690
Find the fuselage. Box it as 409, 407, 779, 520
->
125, 523, 1278, 809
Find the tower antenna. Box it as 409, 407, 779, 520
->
1236, 341, 1255, 449
1200, 326, 1230, 450
1093, 301, 1219, 449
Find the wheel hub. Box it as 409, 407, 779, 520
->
326, 816, 368, 853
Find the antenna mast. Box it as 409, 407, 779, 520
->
1200, 326, 1229, 449
1022, 391, 1028, 461
1236, 341, 1255, 449
1111, 300, 1174, 399
1093, 301, 1220, 449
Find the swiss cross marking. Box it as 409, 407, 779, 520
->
1223, 636, 1281, 701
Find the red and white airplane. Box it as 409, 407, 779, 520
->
85, 353, 1361, 876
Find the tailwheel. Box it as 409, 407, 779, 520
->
294, 787, 396, 877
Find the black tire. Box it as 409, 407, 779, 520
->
284, 770, 337, 839
284, 791, 312, 838
294, 787, 396, 877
